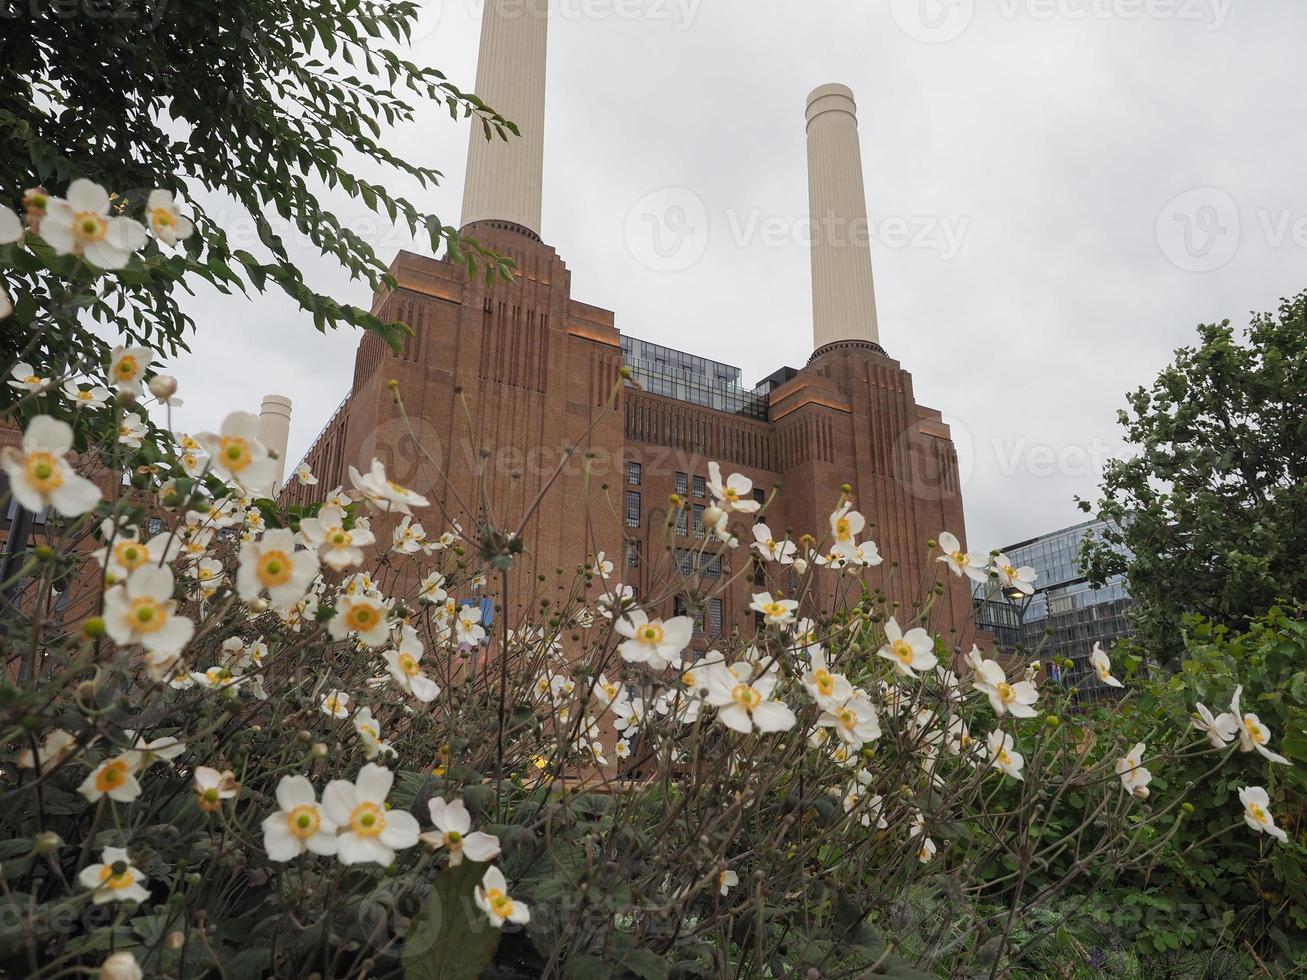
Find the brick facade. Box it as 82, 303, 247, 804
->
283, 222, 980, 652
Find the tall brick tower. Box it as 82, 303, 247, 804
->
284, 5, 979, 648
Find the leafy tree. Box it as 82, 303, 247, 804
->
0, 0, 514, 379
1080, 291, 1307, 664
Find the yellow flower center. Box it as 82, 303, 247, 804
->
639, 624, 665, 645
114, 541, 147, 570
330, 530, 350, 546
891, 639, 915, 665
95, 760, 130, 793
26, 452, 63, 491
398, 653, 419, 677
486, 888, 514, 918
1244, 718, 1267, 744
75, 211, 108, 242
997, 748, 1012, 765
219, 436, 252, 471
256, 549, 293, 587
1249, 803, 1269, 825
346, 603, 379, 631
951, 549, 967, 565
835, 707, 857, 730
731, 684, 761, 710
98, 864, 137, 890
151, 207, 175, 229
762, 602, 785, 618
835, 518, 851, 539
349, 801, 386, 837
997, 682, 1015, 704
814, 670, 835, 696
446, 830, 462, 846
128, 597, 168, 633
287, 804, 321, 839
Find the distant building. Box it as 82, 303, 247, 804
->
279, 2, 985, 649
973, 519, 1133, 701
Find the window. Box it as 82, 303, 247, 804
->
673, 595, 687, 617
625, 540, 640, 568
676, 549, 693, 575
753, 488, 765, 506
627, 461, 642, 486
703, 555, 721, 578
707, 598, 723, 637
625, 491, 641, 527
675, 472, 688, 496
693, 475, 706, 499
693, 504, 705, 537
752, 557, 766, 586
676, 508, 689, 537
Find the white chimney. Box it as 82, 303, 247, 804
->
806, 83, 881, 352
460, 0, 549, 236
258, 394, 292, 494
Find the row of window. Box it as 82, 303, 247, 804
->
626, 462, 708, 500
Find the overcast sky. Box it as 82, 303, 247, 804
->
157, 0, 1307, 551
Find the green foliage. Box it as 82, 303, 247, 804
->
1080, 290, 1307, 664
1084, 607, 1307, 968
403, 861, 501, 980
0, 0, 515, 379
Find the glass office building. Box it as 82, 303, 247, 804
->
974, 519, 1133, 702
620, 335, 771, 420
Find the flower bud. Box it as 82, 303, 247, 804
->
793, 558, 808, 575
148, 374, 179, 401
82, 617, 106, 639
99, 951, 143, 980
311, 742, 328, 758
165, 931, 186, 950
34, 831, 63, 854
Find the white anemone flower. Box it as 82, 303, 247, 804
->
1088, 643, 1123, 688
593, 551, 614, 578
236, 528, 319, 609
145, 189, 194, 246
9, 361, 50, 393
63, 380, 111, 408
322, 764, 421, 866
420, 798, 502, 865
876, 618, 937, 678
701, 661, 796, 734
294, 462, 318, 485
801, 649, 853, 709
0, 415, 102, 516
1231, 687, 1291, 765
1115, 742, 1152, 799
818, 694, 881, 749
454, 603, 487, 646
329, 594, 391, 647
98, 951, 143, 980
103, 565, 193, 655
78, 846, 149, 904
615, 609, 693, 671
78, 752, 143, 803
1191, 701, 1239, 749
751, 523, 796, 564
262, 775, 338, 860
42, 179, 147, 269
382, 628, 441, 703
348, 459, 430, 515
706, 461, 759, 513
108, 345, 153, 395
749, 591, 798, 626
0, 206, 22, 243
993, 552, 1038, 596
936, 530, 988, 583
1239, 786, 1288, 843
299, 503, 375, 571
320, 690, 351, 719
987, 730, 1025, 781
475, 865, 531, 927
829, 502, 865, 557
972, 660, 1039, 718
196, 412, 279, 493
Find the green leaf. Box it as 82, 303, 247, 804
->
402, 861, 501, 980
